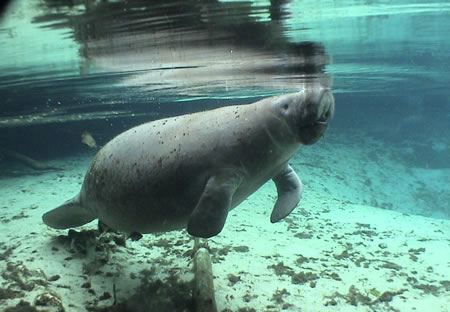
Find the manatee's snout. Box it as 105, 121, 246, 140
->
297, 88, 335, 145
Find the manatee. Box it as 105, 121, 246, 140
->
43, 86, 335, 238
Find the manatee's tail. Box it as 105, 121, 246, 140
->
42, 194, 97, 229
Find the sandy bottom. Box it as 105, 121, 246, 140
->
0, 131, 449, 312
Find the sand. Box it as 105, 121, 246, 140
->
0, 131, 449, 312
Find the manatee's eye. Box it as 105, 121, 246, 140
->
283, 103, 289, 110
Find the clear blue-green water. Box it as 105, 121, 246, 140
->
0, 1, 449, 311
1, 0, 448, 215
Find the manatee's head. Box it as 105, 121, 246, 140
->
272, 86, 335, 145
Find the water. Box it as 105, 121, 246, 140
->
0, 1, 449, 311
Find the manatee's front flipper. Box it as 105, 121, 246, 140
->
42, 194, 97, 229
271, 164, 303, 223
188, 170, 242, 238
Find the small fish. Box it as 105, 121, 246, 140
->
81, 131, 97, 148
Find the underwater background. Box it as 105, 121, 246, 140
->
0, 0, 449, 311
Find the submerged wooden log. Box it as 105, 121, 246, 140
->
0, 148, 61, 171
193, 247, 217, 312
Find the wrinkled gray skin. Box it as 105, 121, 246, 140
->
43, 87, 335, 238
